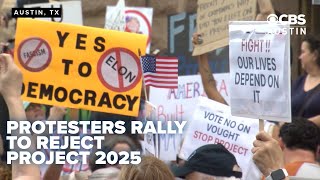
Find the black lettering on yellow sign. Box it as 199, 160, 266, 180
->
61, 59, 92, 78
21, 82, 139, 111
56, 31, 106, 52
105, 56, 137, 83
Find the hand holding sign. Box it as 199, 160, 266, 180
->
252, 131, 284, 176
0, 54, 23, 100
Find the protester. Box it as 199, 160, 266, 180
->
23, 102, 46, 122
92, 112, 142, 150
192, 34, 228, 105
119, 155, 175, 180
89, 146, 119, 180
253, 118, 320, 179
252, 131, 289, 180
292, 36, 320, 127
89, 145, 115, 173
106, 134, 139, 153
88, 166, 120, 180
171, 144, 242, 180
0, 53, 40, 180
278, 118, 320, 177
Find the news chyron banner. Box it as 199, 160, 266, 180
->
14, 18, 148, 117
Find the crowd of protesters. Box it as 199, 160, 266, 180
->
1, 0, 320, 180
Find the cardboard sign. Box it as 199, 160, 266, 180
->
229, 21, 291, 122
106, 6, 153, 53
14, 18, 148, 117
24, 1, 83, 25
193, 0, 256, 56
179, 97, 259, 179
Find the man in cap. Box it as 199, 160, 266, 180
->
23, 101, 46, 122
172, 144, 242, 180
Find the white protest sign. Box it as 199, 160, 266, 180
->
24, 1, 83, 25
141, 101, 158, 157
179, 97, 259, 179
149, 73, 229, 161
104, 0, 126, 31
150, 73, 229, 122
106, 6, 153, 53
143, 133, 157, 157
229, 21, 291, 122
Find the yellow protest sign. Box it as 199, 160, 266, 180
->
14, 18, 148, 117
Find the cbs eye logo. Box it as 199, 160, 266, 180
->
267, 14, 278, 22
267, 14, 306, 25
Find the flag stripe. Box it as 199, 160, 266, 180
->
144, 74, 178, 78
141, 55, 178, 89
156, 62, 178, 65
156, 66, 177, 69
145, 83, 177, 89
144, 78, 178, 82
144, 71, 177, 75
145, 80, 178, 84
156, 69, 178, 72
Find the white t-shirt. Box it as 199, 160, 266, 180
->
294, 162, 320, 178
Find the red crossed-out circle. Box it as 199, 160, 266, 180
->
125, 9, 152, 47
17, 37, 52, 72
97, 47, 142, 92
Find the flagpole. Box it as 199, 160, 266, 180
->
138, 49, 149, 102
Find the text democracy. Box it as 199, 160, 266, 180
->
7, 120, 187, 135
21, 82, 138, 111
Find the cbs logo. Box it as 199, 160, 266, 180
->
267, 14, 306, 25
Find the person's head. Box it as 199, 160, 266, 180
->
90, 135, 139, 170
24, 102, 46, 122
125, 16, 141, 33
89, 145, 113, 172
118, 155, 175, 180
88, 167, 120, 180
279, 117, 320, 156
106, 135, 138, 153
299, 35, 320, 71
172, 144, 242, 180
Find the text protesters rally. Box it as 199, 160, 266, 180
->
6, 120, 186, 165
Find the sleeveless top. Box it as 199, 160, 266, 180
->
291, 75, 320, 118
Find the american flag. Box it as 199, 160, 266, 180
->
141, 55, 178, 89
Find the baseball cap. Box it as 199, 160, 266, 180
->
171, 144, 242, 178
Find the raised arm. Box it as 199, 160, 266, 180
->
0, 54, 40, 180
193, 34, 227, 105
256, 0, 275, 21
